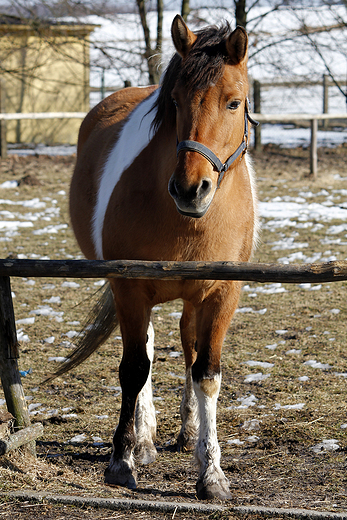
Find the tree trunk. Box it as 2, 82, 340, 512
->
234, 0, 247, 28
136, 0, 162, 85
181, 0, 190, 22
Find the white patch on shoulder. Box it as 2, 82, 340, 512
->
92, 89, 159, 259
245, 153, 259, 254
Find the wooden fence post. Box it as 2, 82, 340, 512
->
323, 74, 329, 129
100, 68, 105, 101
253, 80, 262, 151
310, 118, 318, 179
0, 276, 35, 456
0, 81, 7, 159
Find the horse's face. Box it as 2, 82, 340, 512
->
168, 16, 249, 218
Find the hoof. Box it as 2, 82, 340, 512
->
104, 461, 137, 490
176, 431, 197, 453
134, 441, 157, 465
196, 478, 232, 501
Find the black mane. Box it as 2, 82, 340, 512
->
152, 22, 233, 132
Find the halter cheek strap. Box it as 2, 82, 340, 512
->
176, 99, 259, 188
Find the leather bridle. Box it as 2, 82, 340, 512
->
176, 99, 259, 188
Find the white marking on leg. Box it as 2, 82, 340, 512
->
135, 321, 157, 464
194, 373, 230, 496
92, 89, 160, 259
178, 367, 199, 448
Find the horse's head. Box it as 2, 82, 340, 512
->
167, 15, 250, 218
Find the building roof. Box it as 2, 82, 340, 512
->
0, 13, 98, 35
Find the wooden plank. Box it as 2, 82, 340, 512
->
0, 112, 86, 121
323, 74, 329, 129
253, 80, 262, 151
0, 259, 347, 284
0, 423, 43, 456
0, 277, 35, 455
0, 81, 7, 159
310, 118, 318, 179
252, 113, 347, 123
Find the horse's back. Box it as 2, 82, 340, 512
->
71, 86, 157, 259
77, 86, 157, 156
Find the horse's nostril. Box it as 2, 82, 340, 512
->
199, 178, 212, 197
168, 177, 178, 198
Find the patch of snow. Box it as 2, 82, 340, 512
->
69, 433, 87, 443
265, 343, 278, 350
303, 359, 331, 370
0, 181, 18, 189
244, 360, 274, 368
274, 403, 305, 410
227, 438, 244, 445
244, 372, 271, 383
61, 281, 80, 288
310, 439, 340, 453
16, 317, 35, 325
227, 394, 258, 410
242, 419, 261, 431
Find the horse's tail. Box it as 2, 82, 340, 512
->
43, 283, 118, 384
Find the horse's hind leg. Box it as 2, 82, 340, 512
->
177, 301, 199, 451
104, 287, 152, 489
134, 321, 157, 464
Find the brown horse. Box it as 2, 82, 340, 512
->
67, 15, 258, 500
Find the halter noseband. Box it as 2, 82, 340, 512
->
176, 99, 259, 188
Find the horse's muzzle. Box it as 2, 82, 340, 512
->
168, 174, 215, 218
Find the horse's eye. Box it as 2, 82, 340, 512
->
172, 98, 179, 109
227, 100, 241, 110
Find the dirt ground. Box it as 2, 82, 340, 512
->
0, 143, 347, 519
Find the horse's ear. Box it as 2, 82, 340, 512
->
171, 14, 197, 59
225, 26, 248, 65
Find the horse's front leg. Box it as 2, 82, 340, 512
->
193, 282, 242, 500
104, 294, 153, 489
134, 321, 157, 464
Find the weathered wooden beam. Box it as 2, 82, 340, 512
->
252, 113, 347, 122
0, 276, 35, 455
0, 259, 347, 284
253, 80, 262, 151
0, 423, 43, 456
310, 118, 318, 179
0, 81, 7, 159
0, 112, 86, 121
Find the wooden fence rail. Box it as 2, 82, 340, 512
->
0, 112, 86, 121
1, 258, 347, 283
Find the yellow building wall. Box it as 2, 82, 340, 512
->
0, 25, 94, 144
